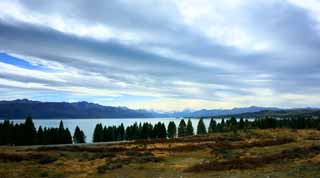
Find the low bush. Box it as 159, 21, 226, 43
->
0, 152, 58, 163
38, 155, 58, 164
40, 171, 49, 177
97, 160, 123, 173
185, 145, 320, 172
126, 151, 160, 163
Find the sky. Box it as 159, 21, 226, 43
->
0, 0, 320, 111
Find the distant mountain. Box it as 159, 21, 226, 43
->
1, 99, 314, 119
179, 106, 280, 118
212, 109, 320, 118
0, 99, 154, 119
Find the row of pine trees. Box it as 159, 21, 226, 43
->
93, 118, 224, 142
93, 122, 169, 142
93, 117, 320, 142
2, 116, 320, 145
0, 117, 85, 145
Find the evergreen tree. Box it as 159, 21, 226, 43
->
221, 118, 226, 132
178, 119, 187, 137
208, 118, 217, 133
138, 123, 142, 139
42, 127, 48, 145
125, 125, 132, 140
132, 122, 139, 139
153, 122, 161, 138
109, 126, 116, 141
93, 123, 104, 142
118, 123, 125, 140
1, 120, 14, 145
59, 120, 64, 130
73, 126, 85, 143
58, 120, 66, 144
160, 123, 167, 138
102, 126, 108, 141
2, 121, 14, 145
37, 126, 44, 145
229, 117, 238, 133
239, 118, 244, 129
0, 122, 2, 145
244, 119, 250, 130
141, 122, 148, 139
186, 119, 194, 136
197, 118, 207, 135
24, 116, 37, 145
65, 128, 73, 144
141, 122, 153, 139
167, 121, 177, 138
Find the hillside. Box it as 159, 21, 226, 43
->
212, 109, 320, 118
0, 99, 285, 119
182, 106, 280, 117
1, 129, 320, 178
0, 99, 154, 119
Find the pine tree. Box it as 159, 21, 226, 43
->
132, 122, 139, 140
244, 119, 249, 130
58, 120, 66, 144
153, 122, 161, 138
65, 128, 73, 144
37, 126, 44, 145
221, 118, 226, 132
229, 117, 238, 133
73, 126, 85, 144
93, 123, 104, 142
186, 119, 194, 136
102, 126, 111, 142
197, 118, 207, 135
167, 121, 177, 138
141, 122, 153, 139
178, 119, 187, 137
24, 116, 37, 145
42, 127, 48, 145
239, 118, 244, 129
109, 126, 116, 141
160, 123, 167, 138
138, 123, 142, 139
118, 123, 125, 140
1, 120, 12, 145
0, 122, 2, 145
208, 118, 217, 133
125, 125, 132, 140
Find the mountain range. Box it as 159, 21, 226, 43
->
213, 109, 320, 118
0, 99, 311, 119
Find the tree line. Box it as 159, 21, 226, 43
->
93, 116, 320, 142
0, 116, 85, 146
93, 119, 209, 142
93, 122, 168, 142
2, 116, 320, 145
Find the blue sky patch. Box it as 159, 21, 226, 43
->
0, 53, 45, 70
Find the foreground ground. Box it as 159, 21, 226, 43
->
1, 129, 320, 178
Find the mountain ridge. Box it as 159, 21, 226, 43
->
0, 99, 317, 119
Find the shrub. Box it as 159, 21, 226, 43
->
97, 160, 123, 173
40, 171, 49, 177
38, 155, 58, 164
96, 152, 116, 158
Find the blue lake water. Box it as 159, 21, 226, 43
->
0, 118, 228, 143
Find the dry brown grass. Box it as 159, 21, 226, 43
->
2, 129, 320, 178
185, 144, 320, 172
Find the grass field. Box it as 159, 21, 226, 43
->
1, 129, 320, 178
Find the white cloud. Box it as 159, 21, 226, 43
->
0, 0, 319, 110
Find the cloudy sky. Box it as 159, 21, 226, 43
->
0, 0, 319, 111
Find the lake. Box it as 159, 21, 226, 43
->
0, 118, 228, 143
